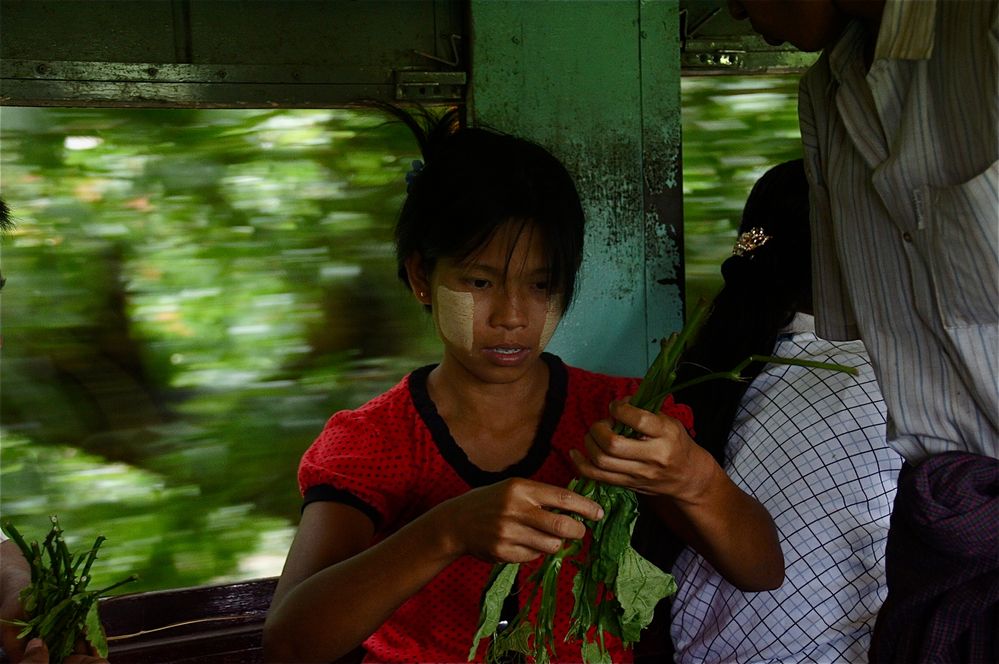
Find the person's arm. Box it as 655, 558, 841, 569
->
571, 400, 784, 591
262, 478, 605, 663
1, 538, 32, 662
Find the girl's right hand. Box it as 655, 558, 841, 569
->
439, 478, 604, 564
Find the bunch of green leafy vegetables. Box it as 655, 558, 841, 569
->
469, 300, 856, 664
1, 516, 137, 663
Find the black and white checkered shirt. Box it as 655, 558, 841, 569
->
671, 320, 903, 663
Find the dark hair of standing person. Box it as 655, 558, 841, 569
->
380, 106, 586, 315
673, 159, 812, 464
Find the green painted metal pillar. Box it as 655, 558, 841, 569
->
468, 0, 684, 378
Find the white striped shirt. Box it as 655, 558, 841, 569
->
799, 0, 999, 464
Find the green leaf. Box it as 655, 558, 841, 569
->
594, 596, 623, 640
590, 489, 636, 584
581, 639, 612, 664
468, 562, 519, 661
613, 546, 677, 644
486, 622, 532, 663
85, 601, 108, 658
567, 562, 598, 640
530, 556, 565, 663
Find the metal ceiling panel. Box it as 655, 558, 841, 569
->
0, 0, 466, 107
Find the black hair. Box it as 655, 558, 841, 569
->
673, 159, 811, 463
383, 106, 586, 314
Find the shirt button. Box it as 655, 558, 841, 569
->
902, 231, 913, 242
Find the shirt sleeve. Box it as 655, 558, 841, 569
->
298, 409, 415, 529
799, 62, 861, 342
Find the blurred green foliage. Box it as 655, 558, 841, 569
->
1, 108, 438, 592
0, 77, 801, 594
682, 75, 802, 308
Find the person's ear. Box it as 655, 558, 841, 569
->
404, 253, 432, 306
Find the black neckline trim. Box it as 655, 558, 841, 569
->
408, 353, 568, 488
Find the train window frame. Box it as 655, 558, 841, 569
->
0, 0, 814, 377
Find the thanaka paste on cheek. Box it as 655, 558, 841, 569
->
539, 298, 562, 351
433, 285, 475, 352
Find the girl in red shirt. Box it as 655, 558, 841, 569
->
263, 109, 782, 664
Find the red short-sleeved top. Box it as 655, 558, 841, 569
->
298, 353, 693, 664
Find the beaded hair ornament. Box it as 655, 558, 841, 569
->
731, 227, 772, 257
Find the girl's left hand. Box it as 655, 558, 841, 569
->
575, 399, 785, 593
571, 399, 714, 504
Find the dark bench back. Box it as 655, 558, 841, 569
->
100, 577, 278, 664
0, 577, 363, 664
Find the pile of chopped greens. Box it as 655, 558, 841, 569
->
469, 300, 856, 663
1, 516, 137, 662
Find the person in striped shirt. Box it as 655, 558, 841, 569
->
728, 1, 998, 662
